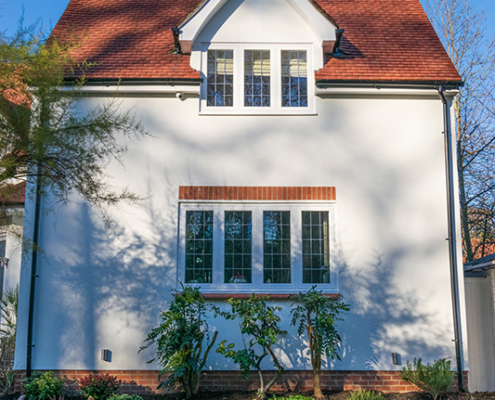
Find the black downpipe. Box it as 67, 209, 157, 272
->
438, 85, 465, 392
26, 162, 42, 377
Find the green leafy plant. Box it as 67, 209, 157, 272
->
273, 396, 314, 400
290, 287, 349, 399
401, 358, 454, 399
217, 294, 286, 399
347, 390, 384, 400
108, 395, 143, 400
0, 367, 18, 395
24, 371, 64, 400
140, 285, 219, 398
78, 374, 120, 400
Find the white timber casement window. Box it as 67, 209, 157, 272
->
178, 202, 338, 294
200, 44, 315, 115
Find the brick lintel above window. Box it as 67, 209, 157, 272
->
179, 186, 336, 201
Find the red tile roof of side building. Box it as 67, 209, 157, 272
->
0, 182, 26, 205
51, 0, 462, 84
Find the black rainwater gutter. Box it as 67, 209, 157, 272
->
438, 85, 465, 392
26, 165, 42, 377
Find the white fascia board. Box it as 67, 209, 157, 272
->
60, 85, 200, 95
316, 87, 459, 97
179, 0, 229, 54
287, 0, 337, 52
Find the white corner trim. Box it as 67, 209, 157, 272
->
179, 0, 230, 54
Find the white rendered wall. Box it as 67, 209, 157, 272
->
14, 91, 463, 373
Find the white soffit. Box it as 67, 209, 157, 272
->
179, 0, 338, 54
287, 0, 337, 52
179, 0, 230, 54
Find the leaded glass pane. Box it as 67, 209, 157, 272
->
302, 211, 330, 283
225, 211, 252, 283
281, 50, 308, 107
263, 211, 291, 283
185, 211, 213, 283
244, 50, 270, 107
207, 50, 234, 107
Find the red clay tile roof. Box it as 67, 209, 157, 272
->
315, 0, 461, 83
51, 0, 461, 84
0, 182, 26, 205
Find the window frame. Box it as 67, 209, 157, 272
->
177, 201, 338, 294
199, 43, 315, 115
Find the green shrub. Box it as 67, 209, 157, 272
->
217, 295, 286, 399
140, 285, 219, 399
108, 395, 144, 400
290, 287, 349, 399
273, 396, 315, 400
24, 371, 64, 400
0, 367, 18, 395
347, 389, 384, 400
78, 374, 120, 400
401, 358, 454, 400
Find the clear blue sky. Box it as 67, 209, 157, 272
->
1, 0, 494, 38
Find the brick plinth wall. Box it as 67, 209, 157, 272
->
15, 370, 469, 394
14, 370, 461, 394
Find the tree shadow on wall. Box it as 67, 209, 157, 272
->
35, 173, 180, 373
337, 251, 454, 371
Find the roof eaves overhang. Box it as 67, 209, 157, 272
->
315, 80, 464, 90
63, 77, 203, 86
464, 255, 495, 273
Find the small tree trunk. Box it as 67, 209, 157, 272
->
191, 371, 199, 396
257, 347, 284, 399
183, 372, 193, 399
307, 322, 324, 399
313, 365, 323, 400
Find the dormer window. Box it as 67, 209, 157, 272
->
201, 44, 314, 115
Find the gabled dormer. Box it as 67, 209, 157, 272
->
176, 0, 339, 114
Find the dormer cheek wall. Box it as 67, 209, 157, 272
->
189, 0, 324, 72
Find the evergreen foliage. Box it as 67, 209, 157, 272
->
401, 358, 454, 399
141, 286, 219, 398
